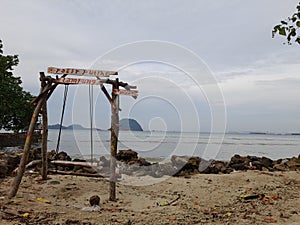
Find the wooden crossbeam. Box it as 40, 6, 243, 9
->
48, 67, 118, 77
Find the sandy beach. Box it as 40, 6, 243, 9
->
0, 170, 299, 225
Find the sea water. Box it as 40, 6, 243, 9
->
47, 130, 300, 161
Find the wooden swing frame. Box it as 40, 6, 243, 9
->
8, 69, 138, 202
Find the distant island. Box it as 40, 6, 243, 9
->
48, 124, 90, 130
48, 118, 143, 131
119, 118, 143, 131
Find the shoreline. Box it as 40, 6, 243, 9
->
1, 148, 299, 179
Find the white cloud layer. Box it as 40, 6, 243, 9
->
1, 0, 299, 132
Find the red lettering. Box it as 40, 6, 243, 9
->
48, 67, 54, 73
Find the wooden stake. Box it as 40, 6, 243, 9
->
41, 100, 48, 180
109, 79, 119, 201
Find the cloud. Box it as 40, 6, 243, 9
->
1, 0, 299, 132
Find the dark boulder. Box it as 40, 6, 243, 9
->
230, 163, 247, 171
259, 157, 273, 169
171, 155, 201, 176
6, 154, 21, 174
55, 151, 71, 161
229, 155, 274, 171
0, 161, 8, 178
201, 160, 232, 174
171, 155, 201, 170
117, 150, 138, 163
229, 154, 250, 166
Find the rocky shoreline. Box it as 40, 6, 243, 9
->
0, 148, 299, 179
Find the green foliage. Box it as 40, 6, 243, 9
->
0, 40, 34, 133
272, 2, 300, 45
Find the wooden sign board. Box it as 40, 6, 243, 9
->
56, 77, 103, 85
114, 89, 139, 97
48, 67, 118, 77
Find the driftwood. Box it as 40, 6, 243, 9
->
12, 160, 42, 175
50, 160, 99, 169
48, 170, 106, 178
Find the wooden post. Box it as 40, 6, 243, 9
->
9, 90, 48, 198
109, 79, 119, 201
40, 72, 48, 180
41, 100, 48, 180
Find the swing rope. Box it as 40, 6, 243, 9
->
89, 84, 94, 164
56, 84, 69, 154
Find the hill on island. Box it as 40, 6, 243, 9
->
119, 119, 143, 131
48, 124, 87, 130
48, 119, 143, 131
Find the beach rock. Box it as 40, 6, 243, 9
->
201, 160, 232, 174
29, 148, 42, 161
228, 155, 274, 171
99, 156, 109, 167
47, 150, 56, 160
260, 157, 273, 168
273, 163, 288, 171
55, 151, 71, 161
0, 161, 8, 178
117, 149, 138, 163
229, 154, 250, 166
159, 163, 176, 176
6, 154, 20, 174
285, 157, 300, 170
171, 155, 201, 171
119, 163, 140, 175
130, 157, 151, 166
230, 163, 247, 170
149, 163, 162, 177
198, 159, 212, 173
148, 162, 175, 177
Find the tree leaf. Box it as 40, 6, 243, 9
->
279, 27, 286, 36
281, 20, 288, 25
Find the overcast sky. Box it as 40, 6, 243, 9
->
1, 0, 300, 133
